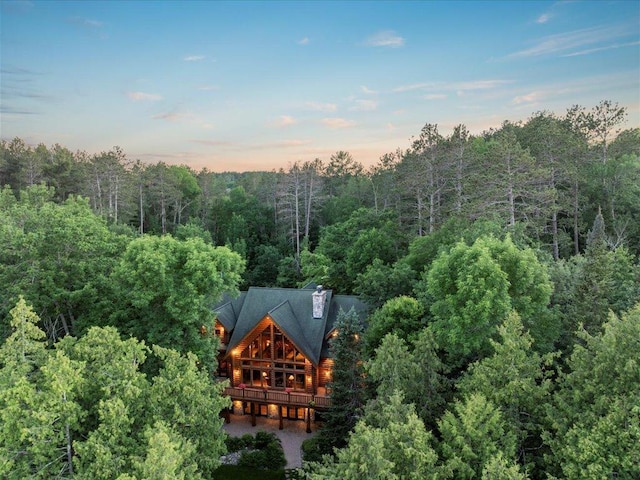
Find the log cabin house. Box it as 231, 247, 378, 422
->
213, 284, 368, 430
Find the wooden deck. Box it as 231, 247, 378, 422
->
223, 386, 332, 409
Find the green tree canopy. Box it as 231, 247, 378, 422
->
546, 305, 640, 479
103, 235, 244, 372
364, 295, 425, 354
423, 235, 554, 368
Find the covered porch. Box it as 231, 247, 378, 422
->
222, 385, 331, 433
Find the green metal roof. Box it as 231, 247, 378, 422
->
215, 286, 368, 365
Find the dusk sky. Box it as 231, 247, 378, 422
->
2, 0, 639, 172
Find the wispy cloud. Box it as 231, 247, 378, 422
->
562, 40, 640, 57
305, 101, 337, 112
269, 115, 297, 127
394, 79, 510, 94
198, 84, 220, 91
152, 112, 190, 121
0, 105, 39, 115
536, 13, 551, 24
393, 82, 434, 93
505, 24, 637, 59
191, 139, 233, 147
349, 99, 378, 111
321, 117, 356, 129
361, 85, 378, 95
512, 92, 543, 105
68, 16, 103, 28
127, 91, 162, 101
298, 37, 309, 45
423, 94, 447, 100
184, 55, 205, 61
364, 30, 405, 48
455, 80, 511, 90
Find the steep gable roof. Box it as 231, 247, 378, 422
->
215, 286, 367, 365
214, 291, 247, 331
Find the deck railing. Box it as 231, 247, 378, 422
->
223, 386, 331, 408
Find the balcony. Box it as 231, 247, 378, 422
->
223, 386, 331, 409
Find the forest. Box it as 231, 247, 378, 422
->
1, 100, 639, 479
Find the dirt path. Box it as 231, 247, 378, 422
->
223, 414, 318, 469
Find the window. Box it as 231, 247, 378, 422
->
239, 323, 307, 391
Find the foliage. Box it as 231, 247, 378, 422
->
224, 431, 286, 471
438, 393, 518, 480
364, 295, 425, 354
0, 300, 229, 479
308, 391, 439, 480
424, 235, 554, 368
353, 258, 416, 308
214, 465, 285, 480
545, 305, 640, 479
0, 185, 128, 342
366, 329, 449, 430
457, 311, 555, 472
103, 234, 244, 372
317, 308, 366, 454
0, 299, 85, 479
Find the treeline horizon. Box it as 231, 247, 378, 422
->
2, 99, 639, 284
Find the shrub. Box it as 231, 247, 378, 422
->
301, 436, 323, 463
228, 431, 287, 471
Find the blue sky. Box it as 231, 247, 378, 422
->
2, 0, 639, 172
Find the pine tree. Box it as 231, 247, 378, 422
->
317, 308, 366, 454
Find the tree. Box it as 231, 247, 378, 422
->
458, 311, 555, 472
470, 124, 548, 229
345, 226, 400, 280
0, 299, 85, 479
518, 112, 577, 259
438, 393, 518, 480
397, 123, 447, 236
274, 159, 324, 266
546, 305, 640, 479
353, 258, 416, 309
105, 235, 244, 372
481, 453, 529, 480
317, 308, 366, 454
128, 422, 201, 480
309, 392, 440, 480
364, 296, 425, 354
0, 186, 128, 341
366, 329, 449, 430
424, 235, 554, 368
570, 209, 640, 338
424, 238, 511, 367
145, 346, 229, 478
1, 300, 230, 479
314, 208, 403, 293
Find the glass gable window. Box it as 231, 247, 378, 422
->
239, 323, 308, 391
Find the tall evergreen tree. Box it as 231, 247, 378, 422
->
317, 307, 366, 454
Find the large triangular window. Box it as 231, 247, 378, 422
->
239, 322, 307, 391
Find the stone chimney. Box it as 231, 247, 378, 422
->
312, 285, 327, 319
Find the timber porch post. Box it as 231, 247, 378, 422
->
251, 402, 256, 427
